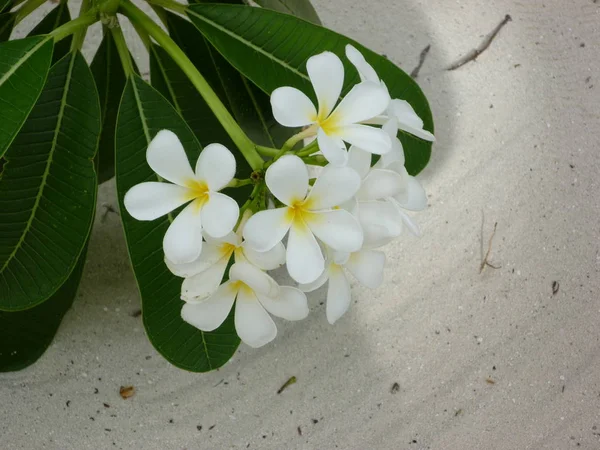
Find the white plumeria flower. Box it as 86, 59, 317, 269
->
243, 155, 363, 285
124, 130, 240, 265
345, 44, 436, 142
270, 51, 391, 166
300, 249, 385, 324
166, 231, 286, 303
181, 262, 309, 348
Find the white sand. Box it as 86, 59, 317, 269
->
2, 0, 599, 448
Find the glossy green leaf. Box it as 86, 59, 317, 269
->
0, 0, 12, 13
0, 12, 14, 41
0, 36, 54, 158
91, 29, 128, 184
27, 0, 71, 64
254, 0, 320, 24
0, 52, 100, 311
0, 242, 89, 372
115, 75, 239, 372
187, 4, 433, 174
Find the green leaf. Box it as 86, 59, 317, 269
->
0, 12, 14, 41
187, 4, 433, 174
0, 51, 100, 311
115, 75, 240, 372
27, 0, 71, 64
0, 242, 89, 372
254, 0, 321, 24
0, 36, 54, 159
91, 28, 128, 184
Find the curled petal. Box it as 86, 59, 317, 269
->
242, 241, 286, 271
286, 219, 325, 284
124, 182, 190, 221
243, 207, 293, 252
387, 162, 427, 211
317, 128, 348, 167
330, 81, 389, 126
390, 99, 435, 142
326, 264, 351, 324
165, 240, 225, 278
377, 119, 405, 167
393, 206, 421, 236
305, 209, 363, 253
181, 255, 231, 303
271, 86, 316, 127
357, 169, 404, 201
337, 124, 391, 155
307, 51, 344, 119
345, 44, 380, 83
306, 166, 361, 210
181, 282, 237, 332
229, 262, 280, 298
265, 155, 308, 205
347, 146, 372, 179
195, 143, 236, 191
357, 201, 403, 248
345, 249, 385, 289
235, 288, 277, 348
201, 192, 239, 238
146, 130, 195, 186
257, 287, 309, 321
163, 201, 203, 264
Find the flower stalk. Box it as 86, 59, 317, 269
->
49, 9, 99, 43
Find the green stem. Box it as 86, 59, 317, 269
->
226, 178, 253, 188
296, 139, 319, 157
281, 126, 317, 152
119, 0, 264, 171
256, 145, 279, 157
110, 21, 134, 76
50, 9, 99, 42
302, 155, 327, 166
70, 0, 92, 51
14, 0, 49, 25
146, 0, 186, 14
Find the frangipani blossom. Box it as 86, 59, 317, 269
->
270, 51, 391, 166
166, 232, 285, 302
181, 262, 309, 348
345, 45, 436, 142
243, 155, 363, 284
124, 130, 239, 264
300, 249, 385, 324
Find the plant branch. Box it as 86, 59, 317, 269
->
145, 0, 186, 15
71, 0, 92, 51
50, 9, 99, 43
255, 145, 279, 157
110, 20, 135, 77
119, 0, 264, 171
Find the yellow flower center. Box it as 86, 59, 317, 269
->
231, 280, 253, 296
184, 180, 209, 210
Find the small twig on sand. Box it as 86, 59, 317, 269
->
480, 216, 500, 273
410, 44, 431, 78
447, 14, 512, 71
101, 203, 119, 223
277, 376, 297, 394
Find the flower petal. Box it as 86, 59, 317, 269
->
357, 201, 402, 248
387, 163, 427, 211
357, 169, 404, 201
181, 282, 237, 332
235, 288, 277, 348
265, 154, 309, 205
229, 262, 280, 298
163, 201, 203, 264
270, 86, 316, 127
377, 119, 405, 167
201, 192, 239, 238
181, 255, 230, 302
345, 44, 380, 83
307, 51, 344, 119
146, 130, 195, 186
124, 182, 190, 221
257, 287, 309, 321
298, 266, 330, 293
286, 219, 325, 284
345, 249, 385, 289
305, 165, 361, 210
393, 206, 421, 236
317, 128, 348, 167
305, 209, 363, 253
195, 143, 236, 191
242, 241, 286, 271
165, 240, 225, 278
390, 99, 435, 142
347, 145, 372, 179
243, 207, 293, 252
326, 264, 351, 324
337, 124, 391, 155
330, 81, 389, 126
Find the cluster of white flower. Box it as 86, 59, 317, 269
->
124, 45, 434, 348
